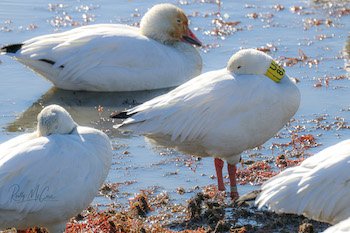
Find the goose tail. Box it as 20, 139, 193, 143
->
1, 43, 23, 54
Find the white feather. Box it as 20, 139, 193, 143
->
0, 105, 113, 232
323, 217, 350, 233
256, 139, 350, 225
116, 49, 300, 165
6, 4, 202, 92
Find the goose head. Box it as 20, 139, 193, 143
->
140, 3, 202, 46
37, 105, 77, 137
227, 49, 274, 75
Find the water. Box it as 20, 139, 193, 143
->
0, 0, 349, 210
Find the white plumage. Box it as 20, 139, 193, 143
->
256, 139, 350, 225
0, 105, 113, 233
115, 49, 300, 198
324, 217, 350, 233
1, 4, 202, 92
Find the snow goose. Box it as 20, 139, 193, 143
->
113, 49, 300, 199
0, 105, 113, 232
256, 139, 350, 225
0, 3, 202, 92
324, 217, 350, 233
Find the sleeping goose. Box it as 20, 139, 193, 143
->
256, 139, 350, 225
324, 217, 350, 233
0, 3, 202, 92
0, 105, 112, 232
113, 49, 300, 200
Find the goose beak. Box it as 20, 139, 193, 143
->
181, 28, 202, 47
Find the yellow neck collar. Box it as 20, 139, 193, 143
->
265, 60, 285, 83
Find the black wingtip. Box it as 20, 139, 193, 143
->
1, 43, 24, 54
39, 59, 56, 65
38, 59, 64, 68
110, 111, 136, 119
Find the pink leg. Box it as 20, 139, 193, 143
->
228, 163, 239, 200
214, 158, 225, 191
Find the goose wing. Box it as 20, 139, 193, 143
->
256, 140, 350, 225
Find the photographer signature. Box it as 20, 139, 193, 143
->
9, 184, 57, 203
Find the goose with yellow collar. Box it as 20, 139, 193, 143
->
113, 49, 300, 200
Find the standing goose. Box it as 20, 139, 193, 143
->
0, 105, 113, 232
0, 3, 202, 92
113, 49, 300, 199
256, 139, 350, 225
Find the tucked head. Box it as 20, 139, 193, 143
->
37, 105, 76, 137
227, 49, 274, 75
140, 3, 202, 46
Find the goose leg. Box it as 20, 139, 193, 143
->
228, 163, 239, 200
214, 158, 225, 191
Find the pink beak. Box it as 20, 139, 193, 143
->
181, 28, 202, 47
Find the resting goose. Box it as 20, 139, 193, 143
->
0, 105, 112, 232
1, 3, 202, 92
256, 139, 350, 225
113, 49, 300, 199
324, 217, 350, 233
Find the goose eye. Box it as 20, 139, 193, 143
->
237, 66, 242, 69
177, 19, 181, 23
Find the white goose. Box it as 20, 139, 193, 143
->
0, 3, 202, 92
113, 49, 300, 199
0, 105, 112, 232
256, 139, 350, 225
324, 217, 350, 233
